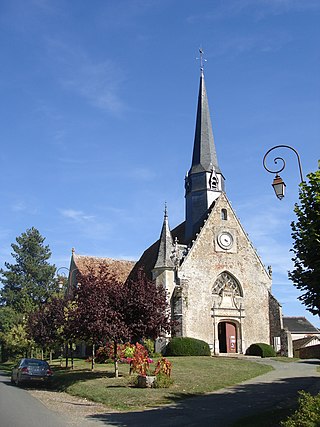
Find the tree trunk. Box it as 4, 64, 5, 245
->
65, 342, 69, 368
41, 348, 44, 360
70, 342, 74, 370
91, 343, 95, 371
114, 340, 119, 378
49, 349, 53, 364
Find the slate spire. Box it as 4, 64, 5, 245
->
190, 69, 221, 175
185, 57, 225, 241
153, 203, 174, 269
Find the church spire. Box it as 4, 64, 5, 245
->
185, 53, 225, 241
190, 67, 221, 175
153, 203, 174, 270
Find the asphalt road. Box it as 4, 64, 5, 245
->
0, 371, 72, 427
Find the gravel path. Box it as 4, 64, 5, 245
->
27, 389, 109, 425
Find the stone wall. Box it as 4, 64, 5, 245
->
177, 194, 273, 353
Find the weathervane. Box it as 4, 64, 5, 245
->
197, 47, 207, 72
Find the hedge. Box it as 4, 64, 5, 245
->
164, 337, 211, 356
246, 343, 276, 358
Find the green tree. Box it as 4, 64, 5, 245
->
0, 227, 57, 315
0, 306, 22, 361
289, 162, 320, 316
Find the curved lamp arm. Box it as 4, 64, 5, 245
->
263, 145, 304, 199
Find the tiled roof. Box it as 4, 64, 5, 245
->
73, 254, 135, 284
283, 316, 320, 334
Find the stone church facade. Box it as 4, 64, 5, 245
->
132, 67, 283, 355
70, 66, 283, 356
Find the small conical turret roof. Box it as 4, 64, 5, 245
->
153, 205, 174, 269
189, 70, 221, 175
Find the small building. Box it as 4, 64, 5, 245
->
292, 336, 320, 357
283, 316, 320, 341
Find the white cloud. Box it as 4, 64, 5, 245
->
59, 209, 95, 222
11, 200, 38, 215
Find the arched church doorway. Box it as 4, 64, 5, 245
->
218, 321, 237, 353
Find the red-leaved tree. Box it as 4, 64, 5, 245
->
28, 296, 65, 359
72, 263, 170, 376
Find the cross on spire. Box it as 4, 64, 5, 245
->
197, 47, 207, 73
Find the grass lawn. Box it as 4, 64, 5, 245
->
3, 356, 273, 411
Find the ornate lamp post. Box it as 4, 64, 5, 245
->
56, 267, 69, 291
56, 266, 79, 295
263, 145, 304, 200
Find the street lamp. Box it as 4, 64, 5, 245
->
56, 266, 78, 295
263, 145, 304, 200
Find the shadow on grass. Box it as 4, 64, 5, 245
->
85, 375, 320, 427
51, 369, 108, 391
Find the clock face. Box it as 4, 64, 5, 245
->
217, 232, 234, 250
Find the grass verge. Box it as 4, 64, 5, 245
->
41, 356, 273, 411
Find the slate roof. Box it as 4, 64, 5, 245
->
283, 316, 320, 334
190, 71, 221, 175
129, 221, 186, 280
72, 254, 135, 284
153, 210, 174, 269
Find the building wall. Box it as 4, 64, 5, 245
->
176, 194, 272, 354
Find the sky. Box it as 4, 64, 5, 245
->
0, 0, 319, 327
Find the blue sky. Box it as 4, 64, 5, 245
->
0, 0, 319, 327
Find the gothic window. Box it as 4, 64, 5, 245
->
221, 209, 228, 220
212, 272, 243, 297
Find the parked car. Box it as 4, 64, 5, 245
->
11, 358, 53, 386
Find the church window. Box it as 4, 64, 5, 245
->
221, 209, 227, 220
212, 272, 243, 297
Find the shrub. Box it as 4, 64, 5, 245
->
246, 343, 276, 358
164, 337, 211, 356
142, 338, 154, 356
153, 372, 174, 388
281, 391, 320, 426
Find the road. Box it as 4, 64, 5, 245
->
0, 371, 108, 427
0, 371, 71, 427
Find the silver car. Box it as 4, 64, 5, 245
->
11, 358, 53, 386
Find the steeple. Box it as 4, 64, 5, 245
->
185, 57, 225, 241
190, 70, 221, 175
153, 204, 174, 270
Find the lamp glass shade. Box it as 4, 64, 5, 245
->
272, 175, 286, 200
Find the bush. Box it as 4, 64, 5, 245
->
281, 391, 320, 426
246, 343, 276, 358
142, 339, 154, 356
164, 337, 211, 356
153, 372, 174, 388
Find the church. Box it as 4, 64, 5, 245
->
70, 64, 283, 356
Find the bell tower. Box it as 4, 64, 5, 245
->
185, 53, 225, 241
